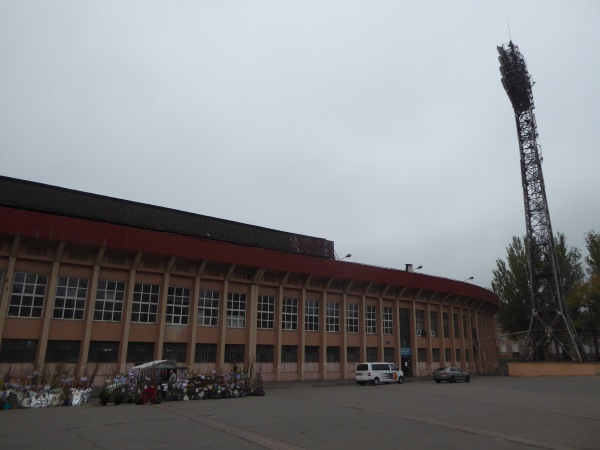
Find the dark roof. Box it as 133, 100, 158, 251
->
0, 175, 334, 259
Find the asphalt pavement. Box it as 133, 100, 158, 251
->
1, 375, 599, 450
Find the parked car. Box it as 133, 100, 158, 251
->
355, 362, 404, 385
432, 367, 470, 383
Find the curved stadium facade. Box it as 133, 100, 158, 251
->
0, 176, 499, 383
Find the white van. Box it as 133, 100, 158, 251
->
355, 362, 404, 385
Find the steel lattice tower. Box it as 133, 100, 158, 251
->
497, 41, 586, 361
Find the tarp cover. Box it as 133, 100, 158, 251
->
128, 360, 177, 379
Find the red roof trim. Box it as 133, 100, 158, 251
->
0, 206, 499, 307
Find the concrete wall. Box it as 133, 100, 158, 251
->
508, 362, 600, 376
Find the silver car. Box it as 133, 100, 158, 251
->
432, 366, 470, 383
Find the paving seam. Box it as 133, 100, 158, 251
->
329, 400, 581, 450
156, 402, 303, 450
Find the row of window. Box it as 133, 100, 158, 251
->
7, 273, 396, 334
418, 347, 471, 363
415, 310, 474, 339
7, 272, 476, 337
0, 338, 472, 365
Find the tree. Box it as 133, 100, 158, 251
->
566, 231, 600, 360
567, 274, 600, 360
584, 230, 600, 275
492, 233, 583, 335
492, 236, 530, 334
554, 232, 584, 295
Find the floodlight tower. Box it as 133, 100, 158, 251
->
497, 41, 586, 361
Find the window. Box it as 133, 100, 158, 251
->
326, 301, 340, 332
127, 342, 155, 363
46, 340, 80, 363
383, 307, 393, 335
282, 297, 298, 330
326, 346, 340, 362
225, 344, 245, 363
226, 293, 246, 328
281, 345, 298, 363
131, 283, 160, 323
463, 314, 468, 337
453, 314, 460, 338
365, 305, 376, 334
94, 280, 125, 321
445, 348, 451, 363
53, 276, 88, 320
416, 309, 425, 334
456, 348, 462, 362
384, 347, 395, 362
346, 303, 359, 333
443, 313, 450, 338
167, 286, 190, 325
198, 289, 219, 326
0, 339, 37, 363
432, 348, 440, 362
163, 343, 187, 362
305, 345, 319, 362
305, 299, 319, 332
418, 347, 427, 362
88, 341, 119, 363
256, 344, 274, 363
8, 272, 47, 318
429, 311, 438, 336
366, 347, 377, 362
465, 349, 470, 362
257, 296, 275, 329
195, 344, 217, 363
347, 346, 360, 363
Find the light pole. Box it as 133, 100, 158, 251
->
463, 276, 474, 282
586, 303, 599, 361
340, 253, 352, 261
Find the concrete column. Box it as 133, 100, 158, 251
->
360, 294, 366, 361
78, 246, 106, 379
275, 284, 284, 381
341, 291, 348, 379
320, 289, 327, 380
37, 241, 65, 367
156, 256, 176, 360
0, 235, 21, 349
247, 284, 258, 365
118, 252, 142, 373
299, 286, 306, 380
411, 300, 418, 378
217, 280, 228, 371
187, 262, 205, 367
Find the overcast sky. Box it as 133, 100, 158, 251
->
1, 1, 599, 289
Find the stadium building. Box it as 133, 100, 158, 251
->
0, 176, 499, 384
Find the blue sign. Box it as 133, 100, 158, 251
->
401, 348, 411, 356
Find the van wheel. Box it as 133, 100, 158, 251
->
465, 375, 470, 383
358, 382, 365, 385
397, 377, 404, 384
373, 377, 380, 386
450, 376, 456, 383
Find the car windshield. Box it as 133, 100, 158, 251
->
437, 367, 448, 371
391, 364, 399, 370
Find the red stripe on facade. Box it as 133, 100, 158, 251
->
0, 206, 498, 307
